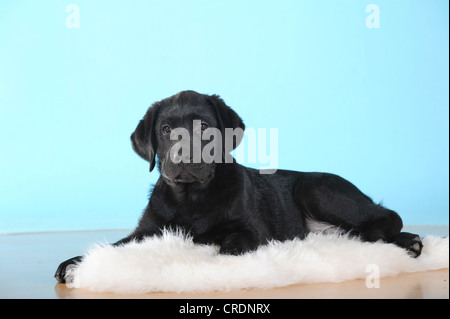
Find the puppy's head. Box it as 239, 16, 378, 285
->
131, 90, 245, 185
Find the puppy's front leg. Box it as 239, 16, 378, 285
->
54, 256, 83, 283
54, 232, 149, 283
219, 232, 259, 255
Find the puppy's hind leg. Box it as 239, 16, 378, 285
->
358, 207, 423, 258
358, 207, 403, 242
296, 173, 423, 257
392, 232, 423, 258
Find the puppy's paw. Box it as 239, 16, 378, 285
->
54, 256, 83, 283
393, 232, 423, 258
219, 233, 256, 256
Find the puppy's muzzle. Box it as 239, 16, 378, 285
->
174, 172, 200, 183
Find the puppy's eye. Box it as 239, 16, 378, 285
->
162, 125, 171, 135
200, 122, 209, 131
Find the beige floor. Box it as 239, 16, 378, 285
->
0, 226, 448, 299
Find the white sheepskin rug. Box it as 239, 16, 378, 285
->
65, 231, 449, 294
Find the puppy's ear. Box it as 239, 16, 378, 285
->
209, 94, 245, 151
130, 103, 160, 172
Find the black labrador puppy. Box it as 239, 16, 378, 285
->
55, 90, 423, 283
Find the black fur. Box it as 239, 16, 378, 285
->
55, 90, 423, 283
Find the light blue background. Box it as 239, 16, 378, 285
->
0, 0, 448, 233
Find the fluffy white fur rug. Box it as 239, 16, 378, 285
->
65, 231, 449, 294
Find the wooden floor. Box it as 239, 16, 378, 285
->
1, 226, 448, 299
